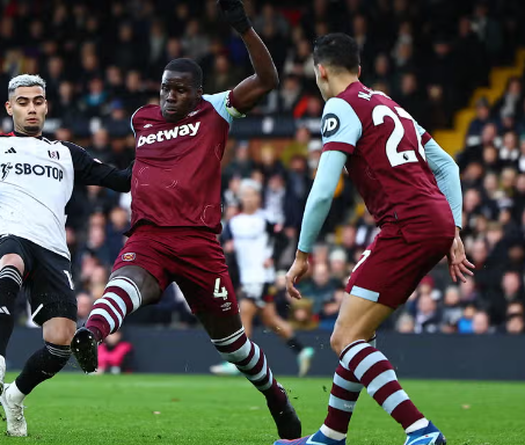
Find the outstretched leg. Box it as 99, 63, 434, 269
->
210, 298, 257, 376
2, 317, 75, 437
72, 265, 161, 373
198, 310, 302, 440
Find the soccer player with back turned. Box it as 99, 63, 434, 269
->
0, 74, 132, 436
73, 0, 301, 440
274, 34, 474, 445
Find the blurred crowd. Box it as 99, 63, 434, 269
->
1, 0, 524, 335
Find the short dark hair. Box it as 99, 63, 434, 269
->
164, 58, 203, 89
313, 33, 360, 74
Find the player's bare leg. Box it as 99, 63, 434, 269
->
198, 310, 302, 440
240, 298, 257, 338
72, 265, 161, 373
275, 295, 445, 445
0, 254, 25, 396
260, 303, 315, 377
2, 317, 75, 437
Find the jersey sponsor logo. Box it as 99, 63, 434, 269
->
4, 147, 16, 154
48, 150, 60, 160
0, 162, 64, 182
321, 113, 340, 137
122, 252, 136, 262
137, 122, 201, 147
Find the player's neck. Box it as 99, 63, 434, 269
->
14, 124, 42, 138
329, 75, 359, 98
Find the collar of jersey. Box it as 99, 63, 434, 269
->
14, 131, 43, 140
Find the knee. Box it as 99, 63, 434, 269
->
44, 322, 76, 346
330, 327, 363, 356
0, 254, 24, 275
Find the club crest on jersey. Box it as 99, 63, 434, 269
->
122, 252, 136, 262
322, 113, 340, 138
48, 150, 60, 160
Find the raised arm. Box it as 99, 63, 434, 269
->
218, 0, 279, 113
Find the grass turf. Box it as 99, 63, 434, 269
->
1, 373, 524, 444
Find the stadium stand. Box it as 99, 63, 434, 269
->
1, 0, 524, 336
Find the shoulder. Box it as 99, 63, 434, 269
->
132, 105, 161, 124
321, 97, 362, 140
202, 91, 244, 124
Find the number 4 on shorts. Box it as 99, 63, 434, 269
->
213, 278, 228, 300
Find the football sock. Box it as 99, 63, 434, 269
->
15, 342, 71, 396
0, 266, 23, 356
405, 418, 430, 433
339, 340, 426, 430
286, 336, 305, 355
86, 277, 142, 342
322, 336, 375, 435
212, 327, 287, 408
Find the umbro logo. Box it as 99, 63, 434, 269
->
4, 147, 16, 154
143, 124, 153, 128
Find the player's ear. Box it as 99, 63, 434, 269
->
318, 64, 328, 80
358, 65, 362, 78
44, 99, 49, 116
5, 100, 13, 116
196, 86, 203, 99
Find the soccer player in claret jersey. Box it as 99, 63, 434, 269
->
0, 74, 132, 436
72, 0, 301, 440
274, 34, 475, 445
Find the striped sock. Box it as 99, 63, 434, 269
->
321, 337, 376, 436
86, 277, 142, 341
339, 340, 425, 430
212, 328, 286, 406
0, 265, 23, 356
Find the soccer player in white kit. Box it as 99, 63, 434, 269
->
0, 75, 132, 436
210, 179, 315, 377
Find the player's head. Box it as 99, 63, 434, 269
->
239, 179, 262, 213
5, 74, 48, 136
313, 33, 361, 101
160, 58, 203, 122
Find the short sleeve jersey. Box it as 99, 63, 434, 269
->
321, 82, 454, 242
129, 91, 243, 234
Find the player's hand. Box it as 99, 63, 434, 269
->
217, 0, 252, 35
447, 228, 475, 283
263, 258, 273, 268
285, 251, 309, 300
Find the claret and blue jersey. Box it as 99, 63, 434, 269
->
129, 90, 243, 234
298, 82, 462, 253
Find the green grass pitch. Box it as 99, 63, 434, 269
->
2, 373, 524, 444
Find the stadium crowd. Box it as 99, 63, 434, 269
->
1, 0, 524, 335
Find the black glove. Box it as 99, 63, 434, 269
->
217, 0, 252, 35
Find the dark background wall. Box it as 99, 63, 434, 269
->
6, 328, 524, 381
